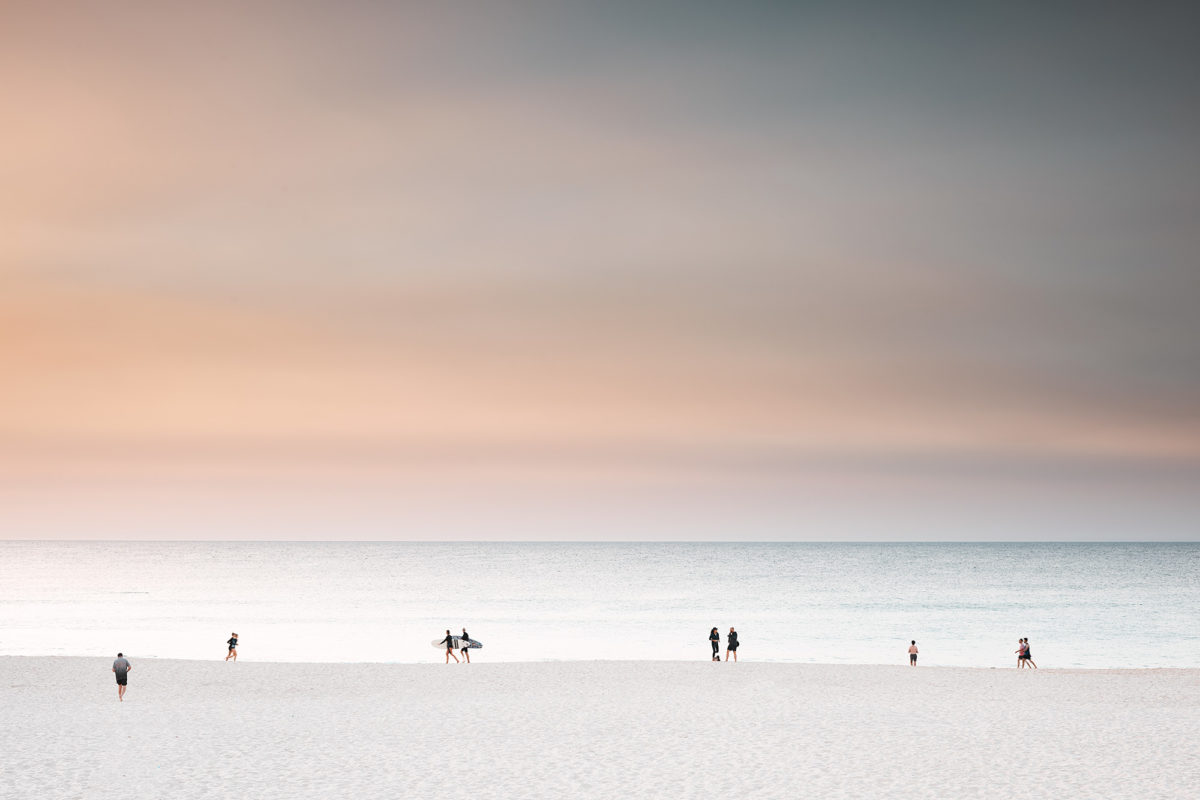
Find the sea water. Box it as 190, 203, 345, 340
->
0, 541, 1196, 668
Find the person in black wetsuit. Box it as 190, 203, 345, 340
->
439, 630, 459, 664
725, 627, 739, 662
709, 627, 720, 661
460, 627, 472, 663
225, 632, 238, 661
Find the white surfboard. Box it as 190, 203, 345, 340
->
430, 637, 483, 649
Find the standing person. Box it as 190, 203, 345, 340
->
112, 653, 131, 701
709, 627, 720, 661
439, 630, 459, 664
460, 628, 472, 664
909, 640, 919, 666
1015, 638, 1027, 668
225, 632, 238, 661
1023, 638, 1037, 669
725, 627, 739, 662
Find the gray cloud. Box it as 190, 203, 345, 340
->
3, 1, 1198, 537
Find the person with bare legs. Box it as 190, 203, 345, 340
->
725, 627, 739, 662
460, 628, 472, 663
225, 632, 238, 661
112, 653, 131, 701
909, 640, 918, 665
439, 630, 459, 664
1023, 638, 1037, 669
1015, 637, 1027, 668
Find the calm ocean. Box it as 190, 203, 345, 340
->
1, 541, 1196, 668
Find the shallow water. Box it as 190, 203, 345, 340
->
1, 541, 1196, 667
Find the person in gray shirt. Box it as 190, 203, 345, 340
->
112, 653, 131, 701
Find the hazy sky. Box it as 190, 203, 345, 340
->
3, 1, 1198, 539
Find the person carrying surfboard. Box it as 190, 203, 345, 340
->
460, 628, 472, 663
439, 630, 460, 664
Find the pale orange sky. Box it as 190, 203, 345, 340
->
3, 1, 1198, 539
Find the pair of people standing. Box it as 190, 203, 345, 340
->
1016, 637, 1037, 668
440, 628, 474, 663
708, 627, 739, 661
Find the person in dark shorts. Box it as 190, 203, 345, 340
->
112, 653, 131, 701
1015, 637, 1026, 668
1023, 638, 1037, 669
725, 627, 739, 662
709, 627, 720, 661
460, 628, 472, 664
439, 630, 459, 664
909, 640, 919, 665
226, 633, 238, 661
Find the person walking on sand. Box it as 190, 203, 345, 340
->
112, 653, 131, 701
439, 630, 459, 664
460, 628, 472, 664
725, 627, 739, 662
709, 627, 720, 661
225, 632, 238, 661
1015, 637, 1027, 668
909, 640, 919, 666
1023, 638, 1037, 669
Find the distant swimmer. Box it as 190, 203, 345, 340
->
226, 632, 238, 661
112, 653, 131, 701
439, 630, 460, 664
460, 628, 472, 664
725, 627, 739, 662
1023, 637, 1037, 669
709, 627, 720, 661
909, 640, 919, 666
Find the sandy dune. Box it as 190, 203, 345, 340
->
2, 657, 1196, 799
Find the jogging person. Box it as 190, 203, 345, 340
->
226, 632, 238, 661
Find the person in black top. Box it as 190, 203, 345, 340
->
709, 627, 720, 661
439, 630, 460, 664
460, 627, 472, 663
225, 633, 238, 661
725, 627, 739, 662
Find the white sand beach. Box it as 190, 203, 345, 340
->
3, 657, 1196, 799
